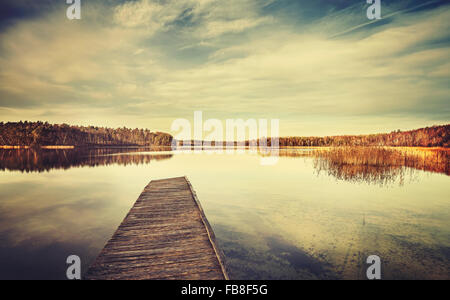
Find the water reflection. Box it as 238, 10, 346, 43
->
4, 147, 448, 184
0, 148, 173, 172
0, 147, 448, 279
275, 147, 449, 185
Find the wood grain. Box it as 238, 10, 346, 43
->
85, 177, 228, 280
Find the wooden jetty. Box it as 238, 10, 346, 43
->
85, 177, 228, 280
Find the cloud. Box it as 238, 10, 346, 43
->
202, 16, 273, 38
0, 0, 448, 135
113, 0, 164, 32
112, 0, 272, 38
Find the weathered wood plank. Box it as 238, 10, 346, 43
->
85, 176, 228, 280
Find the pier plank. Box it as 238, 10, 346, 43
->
85, 177, 228, 280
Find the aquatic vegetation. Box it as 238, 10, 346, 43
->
312, 147, 450, 184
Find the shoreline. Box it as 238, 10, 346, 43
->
0, 145, 449, 150
0, 145, 75, 149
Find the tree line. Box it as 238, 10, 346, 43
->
0, 121, 173, 147
177, 125, 449, 148
276, 125, 449, 147
1, 122, 448, 148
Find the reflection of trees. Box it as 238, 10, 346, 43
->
311, 147, 449, 185
0, 147, 173, 173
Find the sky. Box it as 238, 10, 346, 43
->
0, 0, 449, 136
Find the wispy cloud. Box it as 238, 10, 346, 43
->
0, 0, 448, 135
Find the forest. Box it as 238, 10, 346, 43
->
0, 121, 173, 147
178, 124, 450, 148
276, 124, 449, 147
1, 122, 448, 148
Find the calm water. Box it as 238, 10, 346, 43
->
0, 148, 449, 279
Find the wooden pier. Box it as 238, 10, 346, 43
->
85, 177, 228, 280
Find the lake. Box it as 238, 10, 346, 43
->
0, 147, 448, 279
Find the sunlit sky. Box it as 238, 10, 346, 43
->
0, 0, 449, 136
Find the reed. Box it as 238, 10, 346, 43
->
312, 146, 449, 184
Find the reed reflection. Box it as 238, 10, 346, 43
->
264, 147, 449, 185
311, 147, 449, 184
0, 147, 173, 172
